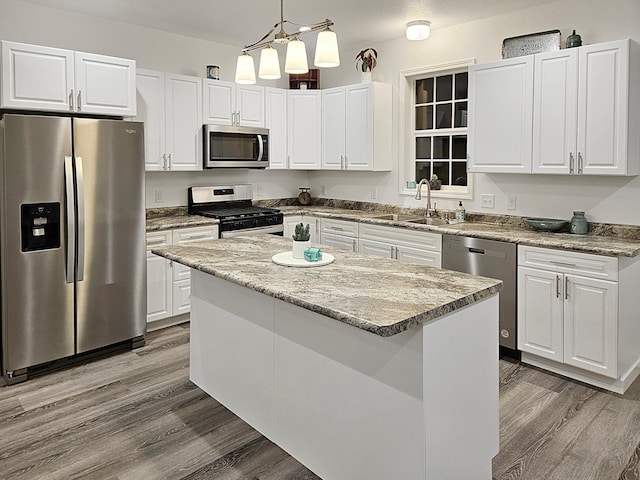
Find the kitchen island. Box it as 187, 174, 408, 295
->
153, 236, 503, 480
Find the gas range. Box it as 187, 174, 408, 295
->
188, 185, 283, 238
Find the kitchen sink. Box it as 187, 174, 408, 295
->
367, 213, 422, 222
406, 217, 447, 226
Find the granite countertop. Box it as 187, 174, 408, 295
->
146, 207, 218, 231
152, 235, 502, 337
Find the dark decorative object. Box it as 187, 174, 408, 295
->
298, 187, 311, 205
429, 174, 442, 190
566, 30, 582, 48
524, 217, 569, 232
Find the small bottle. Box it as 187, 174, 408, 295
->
570, 211, 588, 234
455, 201, 466, 222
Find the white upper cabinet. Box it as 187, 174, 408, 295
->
471, 39, 640, 176
468, 56, 534, 174
321, 82, 392, 171
203, 79, 264, 127
1, 41, 136, 116
265, 87, 288, 169
288, 90, 322, 169
135, 69, 202, 171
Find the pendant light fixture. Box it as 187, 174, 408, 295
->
235, 0, 340, 84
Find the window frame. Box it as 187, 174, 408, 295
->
398, 59, 476, 200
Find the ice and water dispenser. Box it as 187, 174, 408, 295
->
20, 203, 61, 251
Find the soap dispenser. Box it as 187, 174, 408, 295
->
455, 201, 466, 222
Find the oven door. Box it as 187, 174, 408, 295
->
204, 125, 269, 168
220, 224, 284, 238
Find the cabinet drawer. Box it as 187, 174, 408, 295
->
320, 218, 358, 237
173, 261, 191, 281
518, 245, 618, 281
359, 223, 441, 252
172, 225, 218, 244
146, 231, 172, 250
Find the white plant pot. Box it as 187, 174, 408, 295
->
292, 240, 310, 259
361, 71, 372, 82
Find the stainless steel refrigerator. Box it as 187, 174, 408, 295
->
1, 114, 146, 385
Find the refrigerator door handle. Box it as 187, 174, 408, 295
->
64, 156, 76, 283
75, 156, 85, 282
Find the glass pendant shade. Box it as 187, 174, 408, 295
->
406, 20, 431, 41
285, 38, 309, 74
235, 53, 256, 84
258, 47, 281, 79
314, 29, 340, 68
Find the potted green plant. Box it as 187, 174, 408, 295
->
292, 222, 311, 259
429, 173, 442, 190
355, 48, 377, 82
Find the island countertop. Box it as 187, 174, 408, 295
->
152, 235, 502, 337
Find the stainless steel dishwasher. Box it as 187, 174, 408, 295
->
442, 234, 518, 355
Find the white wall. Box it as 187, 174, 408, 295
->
316, 0, 640, 225
3, 0, 640, 224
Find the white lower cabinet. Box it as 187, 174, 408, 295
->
283, 215, 320, 243
517, 245, 640, 393
359, 223, 442, 267
146, 225, 218, 326
320, 218, 358, 252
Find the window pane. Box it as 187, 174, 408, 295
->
435, 75, 452, 101
455, 72, 468, 99
435, 104, 452, 129
433, 136, 450, 159
433, 162, 450, 185
416, 78, 433, 104
454, 101, 468, 128
452, 135, 467, 159
416, 137, 431, 159
415, 105, 433, 130
452, 162, 468, 186
415, 161, 431, 182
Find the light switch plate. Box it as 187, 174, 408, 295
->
506, 195, 516, 210
155, 189, 163, 204
481, 194, 495, 209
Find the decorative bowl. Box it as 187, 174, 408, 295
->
524, 217, 569, 232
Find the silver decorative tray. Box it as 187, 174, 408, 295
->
502, 30, 561, 59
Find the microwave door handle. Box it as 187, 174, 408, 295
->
75, 156, 85, 282
64, 156, 76, 283
257, 135, 264, 161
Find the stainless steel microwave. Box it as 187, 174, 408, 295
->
203, 124, 269, 169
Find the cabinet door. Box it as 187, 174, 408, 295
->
283, 215, 303, 238
135, 69, 166, 171
74, 52, 136, 116
532, 50, 578, 174
172, 225, 218, 244
1, 41, 74, 111
468, 56, 534, 173
165, 74, 202, 171
236, 85, 264, 127
172, 278, 192, 316
288, 91, 322, 169
578, 40, 630, 175
396, 246, 441, 268
517, 266, 564, 362
265, 87, 288, 169
203, 79, 235, 125
564, 275, 618, 378
303, 216, 321, 243
345, 83, 373, 170
321, 87, 346, 169
146, 252, 173, 323
359, 238, 394, 259
320, 232, 358, 252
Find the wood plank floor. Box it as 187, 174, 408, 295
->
1, 323, 639, 479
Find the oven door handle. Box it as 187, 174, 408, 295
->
221, 224, 283, 238
256, 135, 264, 161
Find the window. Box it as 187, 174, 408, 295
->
399, 60, 474, 199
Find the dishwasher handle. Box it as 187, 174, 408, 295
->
468, 247, 485, 254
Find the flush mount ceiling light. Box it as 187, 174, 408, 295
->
406, 20, 431, 41
234, 0, 340, 84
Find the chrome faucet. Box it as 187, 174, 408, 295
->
415, 178, 433, 217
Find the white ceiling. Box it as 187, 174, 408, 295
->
16, 0, 556, 51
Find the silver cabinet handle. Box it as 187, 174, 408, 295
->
578, 152, 584, 174
550, 260, 576, 267
162, 154, 167, 170
352, 239, 357, 251
569, 152, 575, 174
395, 247, 399, 260
565, 276, 570, 300
330, 226, 344, 231
181, 234, 211, 241
75, 156, 85, 282
315, 219, 320, 234
167, 153, 172, 169
556, 275, 561, 298
147, 239, 166, 247
390, 246, 395, 259
69, 89, 74, 111
77, 90, 82, 112
287, 154, 290, 168
64, 156, 76, 283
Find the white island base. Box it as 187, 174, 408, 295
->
190, 270, 499, 480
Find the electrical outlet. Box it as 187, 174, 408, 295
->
506, 195, 516, 210
321, 184, 327, 195
255, 184, 264, 197
154, 189, 163, 204
481, 194, 495, 209
370, 187, 377, 200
